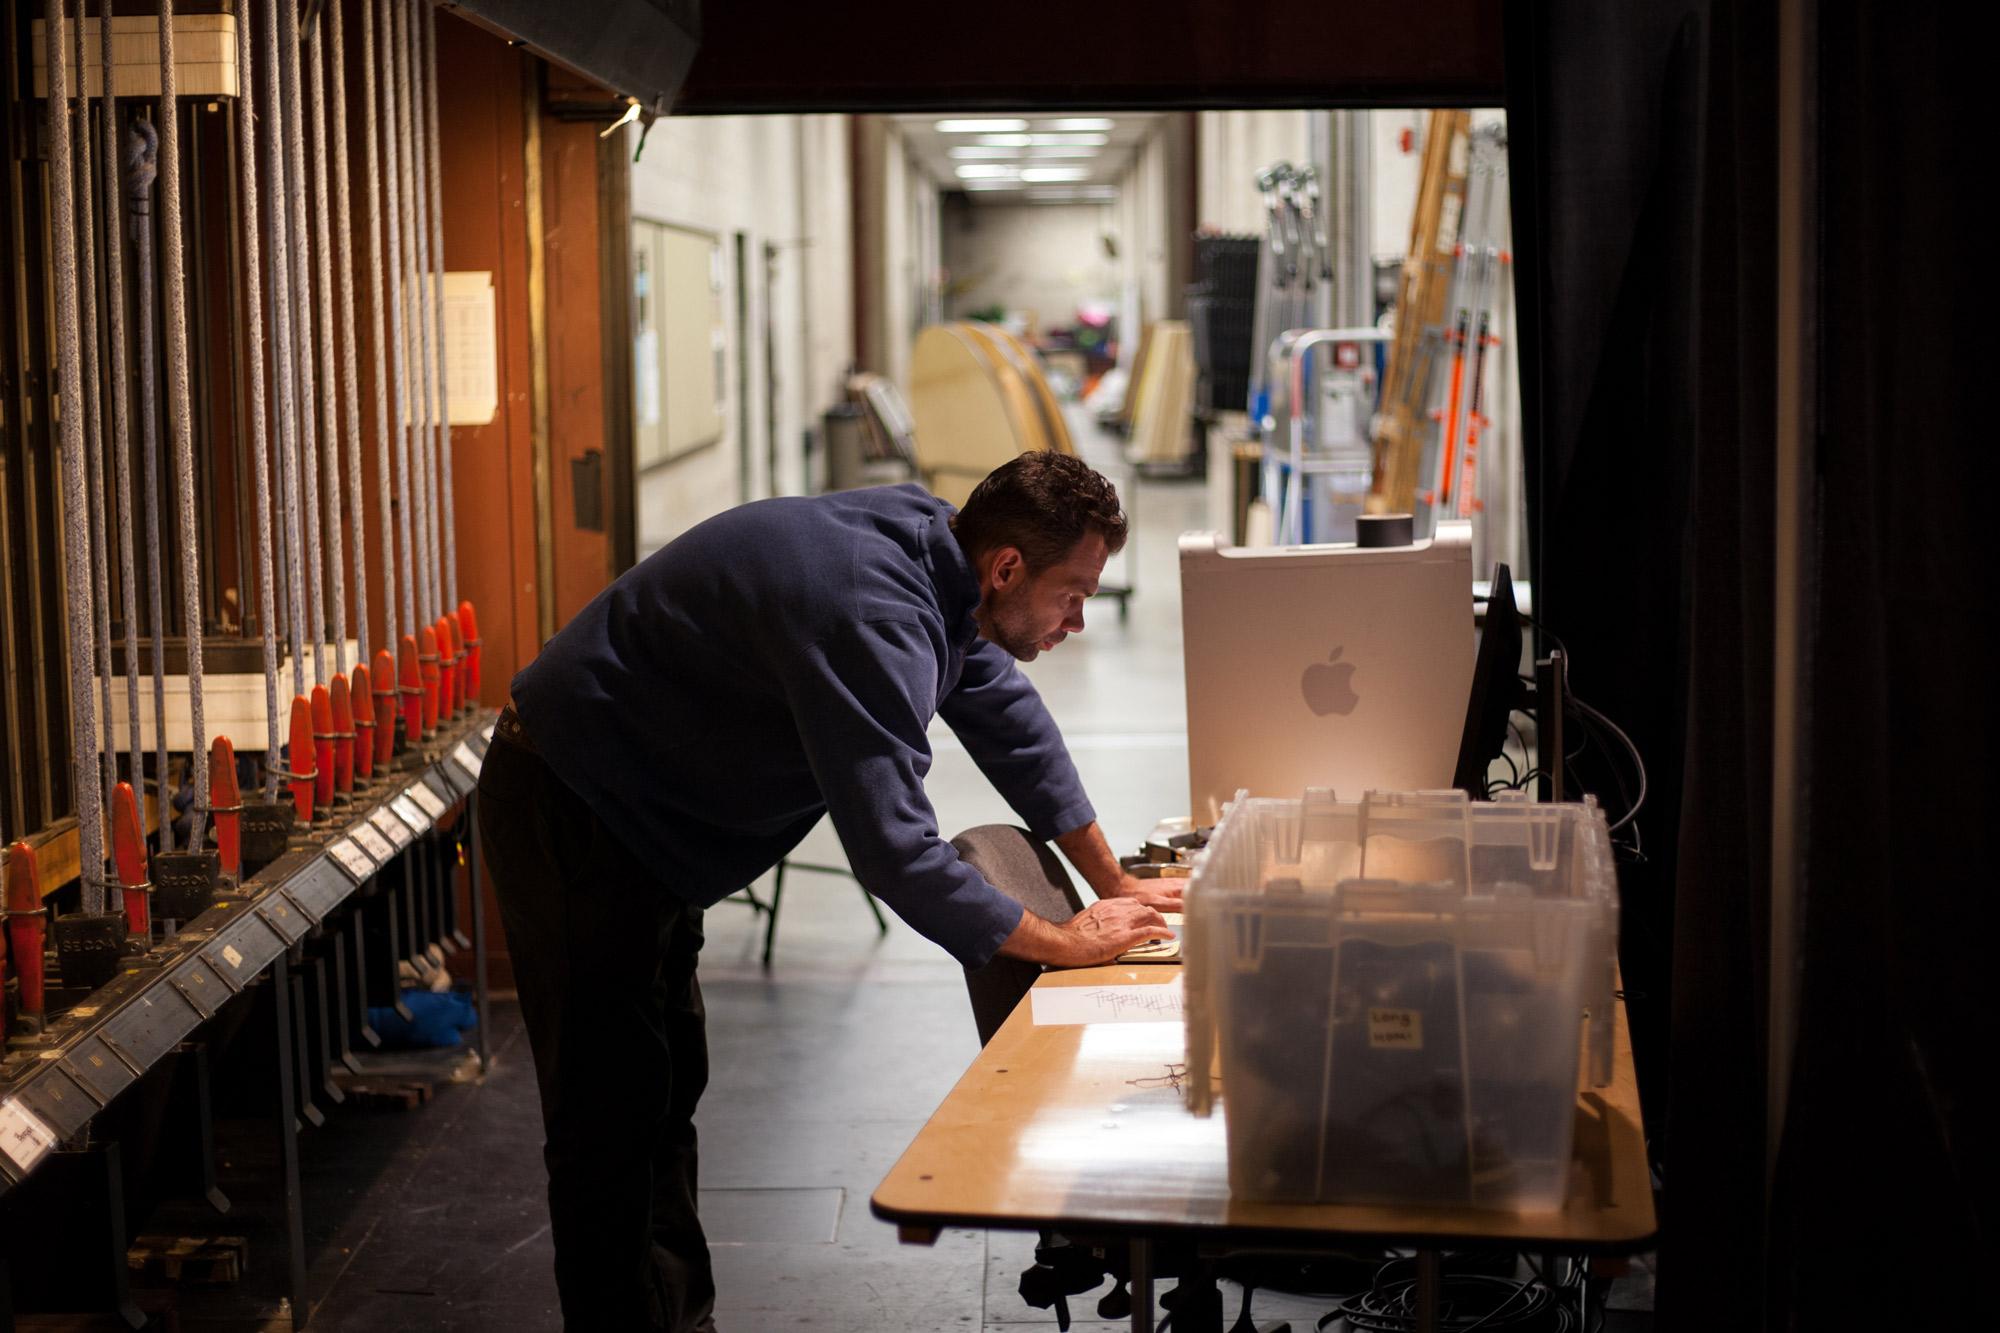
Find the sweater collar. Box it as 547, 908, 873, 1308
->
924, 508, 983, 650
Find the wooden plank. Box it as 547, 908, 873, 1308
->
4, 792, 163, 902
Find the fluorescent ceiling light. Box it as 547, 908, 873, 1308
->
951, 147, 1100, 161
977, 132, 1107, 147
955, 164, 1022, 179
1040, 117, 1116, 131
1020, 167, 1091, 183
936, 118, 1029, 133
962, 181, 1021, 191
1026, 188, 1117, 201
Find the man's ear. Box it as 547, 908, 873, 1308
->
988, 546, 1026, 590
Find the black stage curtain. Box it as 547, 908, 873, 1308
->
1507, 1, 1983, 1326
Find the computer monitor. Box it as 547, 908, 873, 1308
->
1453, 563, 1529, 799
1180, 521, 1476, 824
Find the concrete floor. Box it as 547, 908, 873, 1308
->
85, 432, 1651, 1331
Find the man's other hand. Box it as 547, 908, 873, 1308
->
1058, 899, 1173, 967
1109, 872, 1184, 912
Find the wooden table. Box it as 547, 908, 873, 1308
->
872, 965, 1656, 1331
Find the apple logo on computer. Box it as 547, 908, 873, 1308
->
1301, 647, 1360, 716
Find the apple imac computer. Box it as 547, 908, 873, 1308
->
1179, 521, 1475, 825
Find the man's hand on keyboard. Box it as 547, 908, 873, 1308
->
1109, 873, 1184, 912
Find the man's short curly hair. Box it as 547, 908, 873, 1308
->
950, 451, 1128, 571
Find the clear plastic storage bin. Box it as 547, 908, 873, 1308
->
1183, 789, 1619, 1212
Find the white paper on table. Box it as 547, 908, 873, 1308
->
1030, 978, 1185, 1026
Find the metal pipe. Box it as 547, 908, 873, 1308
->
159, 0, 210, 852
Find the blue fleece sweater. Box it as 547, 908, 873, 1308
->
510, 484, 1095, 967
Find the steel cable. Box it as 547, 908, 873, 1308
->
408, 0, 439, 625
234, 0, 282, 798
45, 0, 107, 906
159, 0, 210, 852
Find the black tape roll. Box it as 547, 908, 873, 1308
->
1356, 513, 1415, 548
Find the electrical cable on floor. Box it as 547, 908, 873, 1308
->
1317, 1270, 1574, 1332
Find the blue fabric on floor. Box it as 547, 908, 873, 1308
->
368, 988, 479, 1049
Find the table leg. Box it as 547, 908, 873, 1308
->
1130, 1238, 1153, 1333
1416, 1249, 1441, 1333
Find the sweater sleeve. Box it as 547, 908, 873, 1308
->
938, 637, 1097, 841
781, 619, 1025, 967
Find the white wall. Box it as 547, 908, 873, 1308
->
1113, 123, 1177, 344
1195, 110, 1312, 235
941, 203, 1119, 331
624, 114, 855, 555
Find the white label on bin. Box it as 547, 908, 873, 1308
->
352, 824, 396, 862
371, 807, 415, 848
391, 795, 432, 834
0, 1099, 57, 1172
1369, 1008, 1423, 1050
328, 838, 375, 880
409, 782, 449, 819
221, 944, 244, 969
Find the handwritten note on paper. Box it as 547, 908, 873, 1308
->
1031, 979, 1186, 1026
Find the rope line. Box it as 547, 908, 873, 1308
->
361, 0, 397, 671
328, 0, 370, 670
395, 0, 434, 631
46, 0, 108, 907
381, 0, 416, 647
259, 0, 306, 701
422, 0, 457, 609
127, 116, 169, 852
280, 0, 327, 689
235, 0, 282, 800
101, 0, 143, 798
307, 8, 348, 679
72, 6, 118, 829
407, 0, 440, 627
160, 0, 212, 852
